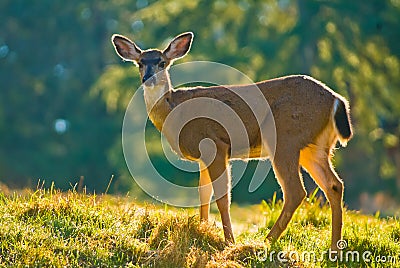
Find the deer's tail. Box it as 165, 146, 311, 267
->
333, 98, 353, 147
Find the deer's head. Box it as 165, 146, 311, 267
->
112, 32, 193, 87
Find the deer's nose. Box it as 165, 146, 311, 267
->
142, 65, 155, 84
142, 73, 152, 83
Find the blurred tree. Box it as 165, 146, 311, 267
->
0, 0, 399, 208
95, 0, 400, 205
0, 0, 130, 190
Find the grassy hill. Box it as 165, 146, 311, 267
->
0, 188, 398, 267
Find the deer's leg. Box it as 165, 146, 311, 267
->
199, 162, 213, 221
206, 143, 234, 244
300, 147, 344, 250
267, 151, 306, 241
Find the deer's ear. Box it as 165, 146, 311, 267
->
112, 34, 142, 63
163, 32, 193, 61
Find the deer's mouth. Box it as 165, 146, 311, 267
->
143, 75, 156, 87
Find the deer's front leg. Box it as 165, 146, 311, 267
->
199, 162, 213, 221
206, 144, 234, 244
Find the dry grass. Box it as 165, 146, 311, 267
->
0, 188, 398, 267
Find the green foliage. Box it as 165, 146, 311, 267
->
0, 189, 398, 267
1, 0, 400, 208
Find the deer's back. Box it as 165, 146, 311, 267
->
259, 75, 337, 151
164, 75, 338, 160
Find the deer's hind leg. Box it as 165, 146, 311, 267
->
300, 146, 344, 250
267, 149, 306, 241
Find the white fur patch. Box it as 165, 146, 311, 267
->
143, 84, 168, 113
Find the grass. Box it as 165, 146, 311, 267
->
0, 188, 399, 267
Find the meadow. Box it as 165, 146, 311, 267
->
0, 186, 398, 267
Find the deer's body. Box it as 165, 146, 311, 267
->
146, 75, 344, 161
112, 32, 353, 250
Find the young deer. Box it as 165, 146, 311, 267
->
112, 32, 353, 250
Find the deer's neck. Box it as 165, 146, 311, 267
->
143, 79, 173, 131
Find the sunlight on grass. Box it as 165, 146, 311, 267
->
0, 189, 398, 267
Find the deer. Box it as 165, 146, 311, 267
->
111, 32, 353, 250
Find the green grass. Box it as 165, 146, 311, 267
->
0, 188, 398, 267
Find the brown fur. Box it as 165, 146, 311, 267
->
112, 32, 353, 250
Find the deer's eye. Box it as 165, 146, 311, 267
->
159, 61, 166, 68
